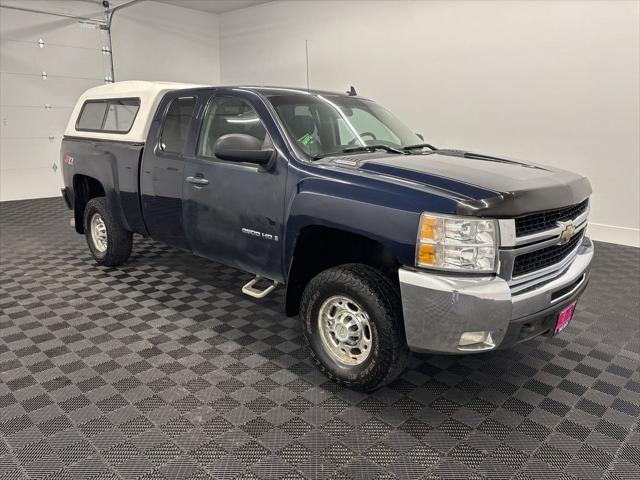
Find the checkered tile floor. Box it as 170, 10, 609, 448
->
1, 197, 639, 480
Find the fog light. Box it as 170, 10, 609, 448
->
458, 331, 495, 351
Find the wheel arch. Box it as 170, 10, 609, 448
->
72, 174, 105, 233
284, 225, 401, 316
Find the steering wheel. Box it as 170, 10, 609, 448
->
348, 132, 377, 146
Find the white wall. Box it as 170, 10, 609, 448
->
219, 0, 640, 247
0, 2, 107, 201
0, 0, 220, 202
111, 1, 220, 84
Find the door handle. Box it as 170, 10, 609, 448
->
186, 176, 209, 186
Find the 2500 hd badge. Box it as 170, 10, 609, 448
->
242, 227, 279, 242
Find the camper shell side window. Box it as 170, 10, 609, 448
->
76, 97, 141, 134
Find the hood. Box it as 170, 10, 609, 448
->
326, 150, 591, 217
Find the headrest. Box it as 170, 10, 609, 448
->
289, 115, 316, 139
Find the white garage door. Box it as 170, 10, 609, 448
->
0, 6, 110, 201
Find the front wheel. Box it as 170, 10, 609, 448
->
300, 264, 409, 392
83, 197, 133, 266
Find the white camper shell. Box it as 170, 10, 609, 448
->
65, 81, 207, 143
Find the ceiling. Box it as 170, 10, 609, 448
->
0, 0, 272, 17
157, 0, 271, 14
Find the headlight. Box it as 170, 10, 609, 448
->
416, 213, 498, 272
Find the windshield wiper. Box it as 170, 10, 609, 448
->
342, 144, 406, 155
313, 144, 406, 160
402, 143, 438, 151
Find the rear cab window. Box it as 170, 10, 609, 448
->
160, 96, 196, 154
76, 98, 140, 133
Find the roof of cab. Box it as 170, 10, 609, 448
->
65, 81, 361, 143
238, 86, 356, 98
64, 81, 208, 143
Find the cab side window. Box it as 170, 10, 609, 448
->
160, 97, 196, 154
197, 96, 268, 158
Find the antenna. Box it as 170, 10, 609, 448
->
305, 40, 310, 92
347, 86, 357, 96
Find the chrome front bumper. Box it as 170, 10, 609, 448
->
398, 236, 594, 354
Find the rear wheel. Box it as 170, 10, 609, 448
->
300, 264, 409, 392
84, 197, 132, 266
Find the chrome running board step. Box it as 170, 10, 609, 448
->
242, 275, 278, 299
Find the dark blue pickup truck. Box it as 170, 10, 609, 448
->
61, 81, 593, 391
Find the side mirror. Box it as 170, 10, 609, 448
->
416, 133, 424, 140
214, 133, 274, 165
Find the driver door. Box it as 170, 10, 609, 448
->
181, 92, 287, 282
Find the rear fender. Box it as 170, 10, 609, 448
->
62, 138, 145, 234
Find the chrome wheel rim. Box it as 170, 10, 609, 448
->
318, 295, 372, 366
90, 213, 108, 253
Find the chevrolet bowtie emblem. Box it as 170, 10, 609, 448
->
558, 221, 576, 245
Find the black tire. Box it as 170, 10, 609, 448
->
83, 197, 133, 266
300, 264, 409, 392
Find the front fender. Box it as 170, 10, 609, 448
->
284, 175, 457, 270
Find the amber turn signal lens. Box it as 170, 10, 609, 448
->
418, 244, 436, 265
420, 216, 437, 240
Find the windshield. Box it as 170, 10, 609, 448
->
268, 93, 423, 158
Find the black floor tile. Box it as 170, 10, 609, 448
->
1, 197, 639, 479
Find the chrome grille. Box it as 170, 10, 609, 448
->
512, 231, 584, 277
498, 197, 590, 288
515, 199, 588, 237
